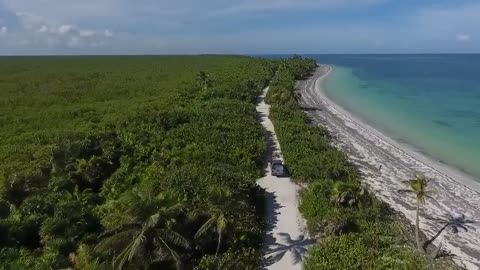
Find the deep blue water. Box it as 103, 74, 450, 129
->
293, 54, 480, 180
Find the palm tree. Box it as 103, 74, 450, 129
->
424, 214, 475, 257
196, 71, 212, 91
330, 181, 365, 207
399, 176, 435, 252
96, 190, 189, 270
192, 185, 231, 256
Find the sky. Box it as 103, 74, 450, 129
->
0, 0, 479, 55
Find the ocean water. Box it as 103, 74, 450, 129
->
308, 54, 480, 181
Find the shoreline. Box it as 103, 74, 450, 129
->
320, 66, 480, 193
298, 65, 480, 270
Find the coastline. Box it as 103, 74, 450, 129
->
298, 65, 480, 270
320, 66, 480, 193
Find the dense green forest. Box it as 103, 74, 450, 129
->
0, 55, 459, 269
266, 57, 456, 270
0, 56, 276, 269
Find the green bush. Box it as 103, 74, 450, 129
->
194, 249, 260, 270
305, 234, 377, 270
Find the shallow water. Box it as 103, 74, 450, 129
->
308, 54, 480, 181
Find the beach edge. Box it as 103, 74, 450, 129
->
298, 64, 480, 269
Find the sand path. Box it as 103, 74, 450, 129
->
256, 86, 313, 270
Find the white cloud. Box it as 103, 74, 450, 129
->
89, 41, 106, 47
456, 33, 471, 42
3, 0, 385, 17
0, 26, 7, 34
58, 24, 75, 35
80, 30, 96, 37
67, 36, 81, 47
0, 0, 389, 55
38, 25, 49, 33
2, 0, 386, 30
1, 1, 480, 54
0, 12, 115, 53
415, 3, 480, 39
104, 29, 113, 37
209, 0, 385, 16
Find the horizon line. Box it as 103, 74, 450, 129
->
1, 52, 480, 57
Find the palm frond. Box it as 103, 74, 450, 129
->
456, 225, 469, 233
146, 213, 161, 228
156, 235, 183, 270
217, 214, 227, 232
466, 225, 476, 231
278, 232, 294, 243
195, 216, 217, 239
158, 229, 190, 248
266, 250, 286, 265
113, 228, 147, 270
208, 185, 232, 204
418, 196, 425, 205
99, 223, 142, 239
95, 230, 136, 254
156, 191, 184, 214
103, 212, 141, 228
188, 208, 207, 221
291, 248, 302, 265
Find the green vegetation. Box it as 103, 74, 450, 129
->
266, 56, 455, 270
0, 54, 461, 269
0, 56, 276, 269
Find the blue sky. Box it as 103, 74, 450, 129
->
0, 0, 479, 55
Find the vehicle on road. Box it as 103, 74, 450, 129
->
271, 159, 286, 177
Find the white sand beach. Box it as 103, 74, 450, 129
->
256, 86, 313, 270
297, 65, 480, 270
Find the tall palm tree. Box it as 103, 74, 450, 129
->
96, 190, 189, 270
192, 185, 231, 256
196, 71, 212, 91
399, 176, 435, 252
424, 214, 475, 256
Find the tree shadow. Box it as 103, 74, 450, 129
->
261, 128, 281, 176
256, 91, 282, 176
262, 190, 283, 235
436, 250, 456, 259
424, 213, 476, 258
300, 106, 321, 112
262, 233, 315, 268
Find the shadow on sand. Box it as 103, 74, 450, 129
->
263, 233, 315, 267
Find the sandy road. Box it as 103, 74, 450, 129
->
256, 86, 313, 270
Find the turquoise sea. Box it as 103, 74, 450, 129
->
306, 54, 480, 181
